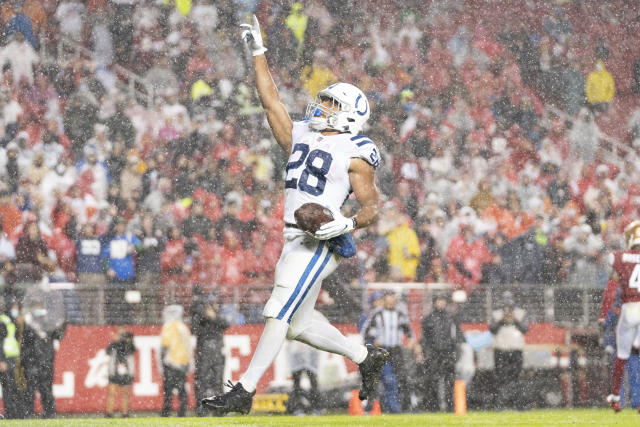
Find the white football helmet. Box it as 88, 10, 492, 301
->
305, 82, 370, 134
625, 220, 640, 249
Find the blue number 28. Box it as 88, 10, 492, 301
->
285, 143, 333, 196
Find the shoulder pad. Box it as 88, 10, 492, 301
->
349, 135, 381, 168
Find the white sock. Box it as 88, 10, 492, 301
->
239, 317, 289, 393
294, 318, 368, 364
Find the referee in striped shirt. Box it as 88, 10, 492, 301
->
363, 290, 421, 413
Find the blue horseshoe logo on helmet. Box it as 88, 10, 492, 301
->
355, 94, 368, 116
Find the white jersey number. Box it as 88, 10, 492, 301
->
285, 143, 333, 196
630, 265, 640, 289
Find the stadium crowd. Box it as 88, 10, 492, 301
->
0, 0, 639, 324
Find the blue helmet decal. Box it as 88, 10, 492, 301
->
355, 94, 368, 116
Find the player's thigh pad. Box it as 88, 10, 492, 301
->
617, 302, 640, 359
263, 235, 338, 324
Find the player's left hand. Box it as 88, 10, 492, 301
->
240, 14, 267, 56
315, 213, 356, 240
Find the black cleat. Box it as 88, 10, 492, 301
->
358, 344, 390, 401
202, 380, 255, 415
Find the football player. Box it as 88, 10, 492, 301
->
202, 15, 388, 415
600, 220, 640, 412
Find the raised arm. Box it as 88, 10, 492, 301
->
242, 15, 293, 152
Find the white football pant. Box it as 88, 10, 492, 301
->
616, 302, 640, 359
263, 232, 339, 338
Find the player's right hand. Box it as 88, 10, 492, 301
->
240, 14, 267, 57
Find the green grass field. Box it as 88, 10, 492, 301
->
0, 409, 637, 427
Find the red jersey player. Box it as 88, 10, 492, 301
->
600, 220, 640, 412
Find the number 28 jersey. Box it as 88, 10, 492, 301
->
283, 120, 381, 227
610, 250, 640, 304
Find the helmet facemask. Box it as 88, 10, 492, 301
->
305, 94, 349, 132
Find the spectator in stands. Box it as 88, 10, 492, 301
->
15, 220, 55, 285
106, 141, 127, 185
75, 223, 106, 323
499, 222, 547, 284
420, 294, 465, 412
586, 59, 615, 113
77, 140, 108, 189
543, 7, 572, 44
183, 199, 213, 239
54, 0, 86, 44
469, 178, 495, 216
285, 2, 308, 55
300, 49, 336, 98
547, 169, 572, 208
560, 57, 586, 116
119, 156, 142, 201
217, 229, 248, 286
490, 291, 528, 410
192, 293, 228, 416
216, 194, 245, 243
542, 235, 571, 286
32, 126, 64, 170
105, 328, 135, 418
159, 304, 191, 418
633, 56, 640, 95
379, 203, 420, 281
568, 108, 602, 165
102, 217, 140, 324
145, 54, 178, 98
415, 217, 439, 283
90, 10, 113, 69
161, 226, 190, 306
446, 223, 493, 293
27, 151, 49, 186
0, 142, 21, 193
563, 223, 604, 286
134, 214, 165, 324
63, 90, 99, 160
106, 100, 135, 149
0, 190, 21, 240
0, 32, 38, 86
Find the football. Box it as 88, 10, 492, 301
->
294, 203, 334, 234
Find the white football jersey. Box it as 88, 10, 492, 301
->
283, 120, 381, 228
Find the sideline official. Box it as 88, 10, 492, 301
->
364, 291, 420, 412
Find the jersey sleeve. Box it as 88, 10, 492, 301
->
349, 135, 381, 168
611, 251, 622, 273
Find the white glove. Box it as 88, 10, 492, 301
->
315, 213, 356, 240
240, 14, 267, 57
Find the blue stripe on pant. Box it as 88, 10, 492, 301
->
276, 242, 324, 321
286, 249, 333, 323
619, 353, 640, 408
381, 360, 402, 413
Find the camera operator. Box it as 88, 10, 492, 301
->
105, 328, 136, 418
192, 292, 229, 416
